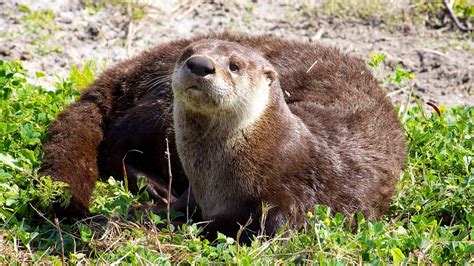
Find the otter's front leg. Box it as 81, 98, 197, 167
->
124, 165, 178, 203
201, 205, 291, 244
130, 186, 200, 226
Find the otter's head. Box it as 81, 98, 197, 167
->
172, 39, 278, 128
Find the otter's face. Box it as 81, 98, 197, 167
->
172, 40, 277, 119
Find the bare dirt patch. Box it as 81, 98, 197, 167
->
1, 0, 472, 107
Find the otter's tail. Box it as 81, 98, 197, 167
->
41, 81, 113, 217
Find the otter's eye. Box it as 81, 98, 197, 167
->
229, 63, 239, 72
179, 49, 193, 62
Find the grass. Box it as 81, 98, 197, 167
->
18, 6, 61, 56
83, 0, 147, 20
0, 52, 472, 264
304, 0, 473, 29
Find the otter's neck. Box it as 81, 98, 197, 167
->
172, 92, 313, 219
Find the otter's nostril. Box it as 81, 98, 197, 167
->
186, 56, 215, 77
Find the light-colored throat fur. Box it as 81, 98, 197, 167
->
174, 111, 234, 219
172, 89, 270, 219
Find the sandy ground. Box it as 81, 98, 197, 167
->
1, 0, 473, 107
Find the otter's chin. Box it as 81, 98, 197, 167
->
174, 83, 236, 113
174, 89, 220, 113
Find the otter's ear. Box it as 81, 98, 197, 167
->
263, 67, 277, 86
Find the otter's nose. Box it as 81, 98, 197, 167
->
186, 56, 215, 77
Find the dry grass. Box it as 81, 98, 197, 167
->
307, 0, 413, 19
300, 0, 473, 28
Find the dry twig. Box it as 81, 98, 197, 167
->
54, 218, 65, 265
236, 216, 253, 247
121, 149, 143, 191
165, 138, 173, 239
443, 0, 472, 32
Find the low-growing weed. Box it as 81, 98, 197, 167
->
68, 61, 99, 90
19, 6, 61, 56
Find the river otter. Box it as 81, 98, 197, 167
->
42, 33, 406, 241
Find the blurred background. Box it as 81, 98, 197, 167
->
0, 0, 472, 106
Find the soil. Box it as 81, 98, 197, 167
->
1, 0, 473, 107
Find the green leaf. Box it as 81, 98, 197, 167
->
35, 72, 45, 78
465, 244, 474, 255
391, 248, 405, 265
368, 52, 386, 68
18, 4, 31, 13
467, 213, 474, 226
0, 152, 24, 171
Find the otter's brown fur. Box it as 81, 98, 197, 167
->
42, 33, 406, 240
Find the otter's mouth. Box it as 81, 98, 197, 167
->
184, 85, 207, 97
176, 83, 218, 108
172, 67, 227, 110
185, 85, 199, 91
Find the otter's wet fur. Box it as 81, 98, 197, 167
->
42, 33, 406, 241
